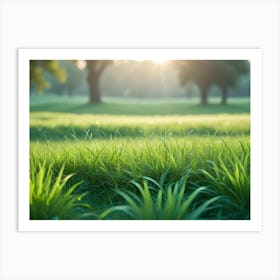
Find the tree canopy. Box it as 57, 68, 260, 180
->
30, 60, 66, 92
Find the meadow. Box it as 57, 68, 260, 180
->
30, 96, 250, 220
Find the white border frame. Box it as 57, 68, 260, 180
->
18, 48, 262, 232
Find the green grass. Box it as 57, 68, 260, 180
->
30, 136, 250, 220
30, 113, 249, 141
30, 95, 250, 115
29, 96, 250, 220
101, 175, 221, 220
30, 162, 93, 220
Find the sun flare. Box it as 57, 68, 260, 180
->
133, 59, 169, 64
153, 59, 168, 64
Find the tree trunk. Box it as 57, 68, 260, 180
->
88, 72, 101, 104
221, 86, 228, 105
87, 61, 101, 104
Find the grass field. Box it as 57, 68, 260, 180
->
30, 96, 250, 220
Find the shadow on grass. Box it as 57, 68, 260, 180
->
30, 101, 250, 116
30, 125, 250, 141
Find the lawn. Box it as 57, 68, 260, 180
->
30, 96, 250, 220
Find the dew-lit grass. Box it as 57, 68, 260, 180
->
30, 113, 249, 141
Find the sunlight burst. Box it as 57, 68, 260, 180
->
153, 59, 168, 64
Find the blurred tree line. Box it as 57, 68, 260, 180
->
30, 60, 250, 105
176, 60, 250, 104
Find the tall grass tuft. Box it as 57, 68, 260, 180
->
197, 141, 250, 219
30, 162, 94, 220
100, 174, 221, 220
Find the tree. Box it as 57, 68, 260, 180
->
30, 60, 112, 104
176, 61, 213, 105
86, 60, 112, 104
30, 60, 66, 93
213, 61, 250, 104
176, 60, 250, 105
